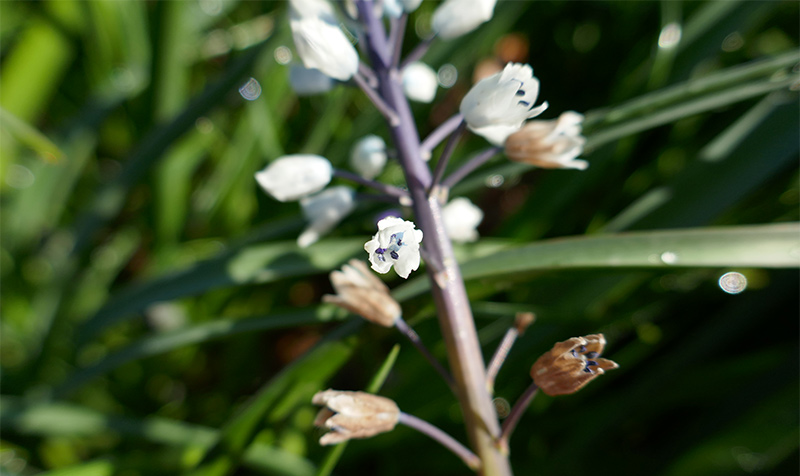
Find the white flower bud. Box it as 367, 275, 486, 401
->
364, 217, 423, 279
382, 0, 423, 18
432, 0, 497, 40
289, 0, 359, 81
350, 135, 387, 180
460, 62, 549, 146
402, 62, 438, 103
504, 111, 588, 170
297, 186, 357, 248
442, 197, 483, 243
289, 64, 335, 95
255, 154, 332, 202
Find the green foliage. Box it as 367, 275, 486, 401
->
1, 1, 797, 475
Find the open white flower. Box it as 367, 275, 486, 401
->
289, 0, 359, 81
460, 62, 549, 146
364, 217, 423, 279
402, 62, 438, 103
289, 64, 335, 95
255, 154, 332, 202
297, 186, 357, 248
442, 197, 483, 242
432, 0, 497, 40
505, 111, 588, 170
350, 135, 387, 180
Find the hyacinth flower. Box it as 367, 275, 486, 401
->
288, 0, 359, 81
460, 62, 549, 146
364, 216, 423, 279
402, 62, 439, 103
432, 0, 499, 40
255, 154, 332, 202
297, 186, 356, 248
350, 135, 388, 180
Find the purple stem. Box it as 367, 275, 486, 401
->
334, 169, 410, 201
398, 412, 480, 470
441, 146, 502, 190
420, 114, 465, 160
485, 327, 520, 393
389, 14, 408, 68
431, 120, 467, 190
358, 62, 379, 88
352, 72, 400, 126
395, 316, 456, 391
499, 382, 539, 447
400, 35, 435, 70
356, 2, 510, 473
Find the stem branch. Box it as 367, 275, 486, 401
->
399, 412, 481, 470
395, 316, 456, 391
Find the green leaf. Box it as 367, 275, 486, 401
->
393, 224, 800, 301
0, 108, 65, 163
58, 307, 344, 398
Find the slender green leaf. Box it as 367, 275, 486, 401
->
58, 307, 343, 398
393, 224, 800, 301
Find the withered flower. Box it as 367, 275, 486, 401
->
504, 111, 588, 170
531, 334, 618, 396
323, 259, 401, 327
312, 390, 400, 445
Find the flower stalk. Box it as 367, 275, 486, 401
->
398, 412, 481, 470
356, 2, 511, 474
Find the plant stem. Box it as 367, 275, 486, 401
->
352, 72, 400, 126
356, 2, 511, 474
395, 316, 456, 391
399, 412, 481, 470
389, 14, 408, 68
485, 327, 519, 393
441, 146, 501, 190
499, 382, 538, 450
400, 35, 435, 69
333, 169, 410, 203
431, 120, 467, 191
420, 114, 465, 160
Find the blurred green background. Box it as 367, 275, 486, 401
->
1, 1, 798, 475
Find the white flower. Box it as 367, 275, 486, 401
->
382, 0, 423, 18
289, 0, 359, 81
255, 154, 332, 202
350, 135, 387, 180
289, 64, 335, 95
364, 217, 423, 279
504, 111, 588, 170
298, 186, 357, 247
432, 0, 497, 40
442, 197, 483, 242
402, 62, 438, 103
460, 62, 549, 146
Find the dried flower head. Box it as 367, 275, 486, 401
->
312, 389, 400, 445
322, 259, 401, 327
531, 334, 618, 396
504, 111, 588, 170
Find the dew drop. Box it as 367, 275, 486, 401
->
718, 271, 747, 294
437, 64, 458, 88
659, 251, 678, 265
486, 174, 504, 188
493, 397, 511, 418
239, 77, 262, 101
